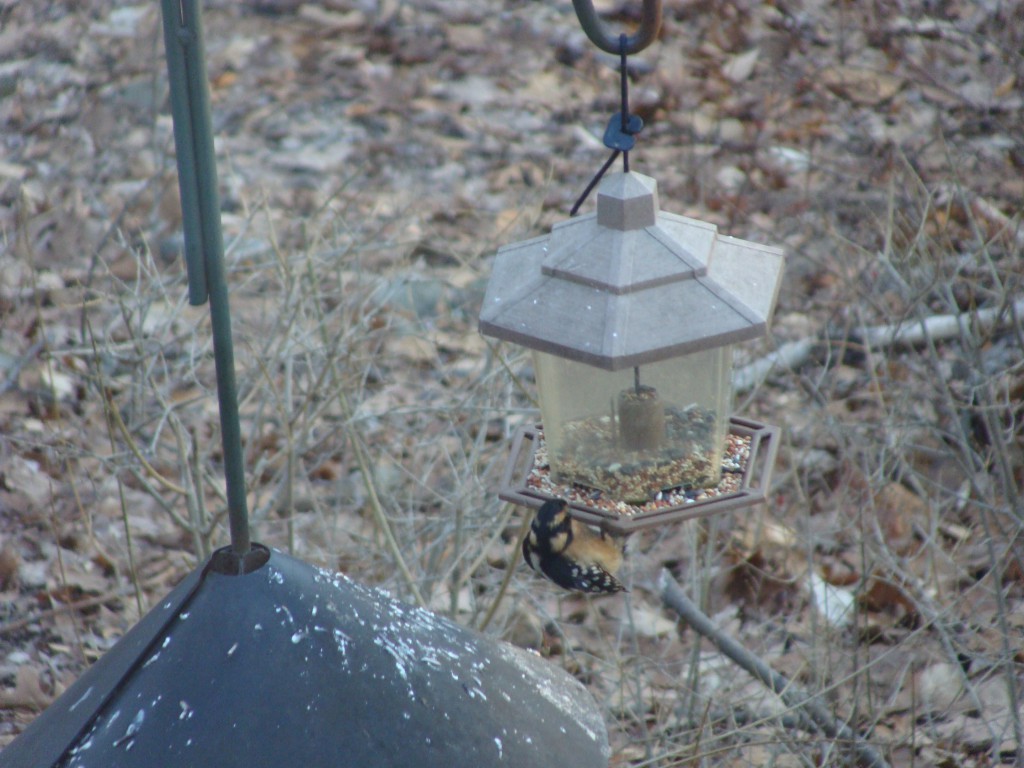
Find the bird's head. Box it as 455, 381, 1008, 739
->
528, 498, 572, 554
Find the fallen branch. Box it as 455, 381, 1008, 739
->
858, 296, 1024, 348
658, 569, 890, 768
732, 339, 815, 394
733, 297, 1024, 394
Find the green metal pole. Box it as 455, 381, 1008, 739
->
159, 0, 251, 559
159, 0, 207, 306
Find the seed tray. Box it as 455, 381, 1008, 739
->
498, 416, 780, 534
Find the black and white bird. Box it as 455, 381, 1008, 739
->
522, 499, 627, 594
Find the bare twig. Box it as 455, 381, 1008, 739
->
478, 507, 532, 632
0, 579, 166, 637
183, 421, 212, 559
104, 388, 188, 497
452, 501, 516, 597
345, 413, 428, 608
0, 339, 44, 395
658, 569, 890, 768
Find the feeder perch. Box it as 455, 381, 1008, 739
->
480, 171, 783, 519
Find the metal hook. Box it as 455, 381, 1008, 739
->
571, 0, 662, 55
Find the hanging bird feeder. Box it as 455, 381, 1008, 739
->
479, 0, 784, 534
480, 171, 784, 532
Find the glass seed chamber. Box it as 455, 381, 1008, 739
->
531, 348, 730, 501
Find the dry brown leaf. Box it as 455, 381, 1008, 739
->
720, 548, 797, 613
0, 667, 54, 711
860, 573, 918, 622
1, 456, 53, 511
871, 482, 923, 554
820, 65, 903, 105
915, 661, 965, 714
722, 46, 760, 84
383, 333, 437, 364
629, 605, 677, 638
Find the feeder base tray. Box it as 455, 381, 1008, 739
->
498, 416, 779, 534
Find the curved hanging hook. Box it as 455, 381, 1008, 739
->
571, 0, 662, 55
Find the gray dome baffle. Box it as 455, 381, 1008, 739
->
0, 549, 608, 768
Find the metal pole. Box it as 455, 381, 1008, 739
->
159, 0, 251, 559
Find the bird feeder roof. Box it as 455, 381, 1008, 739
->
479, 172, 784, 371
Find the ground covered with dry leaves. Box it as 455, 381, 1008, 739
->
1, 0, 1023, 765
